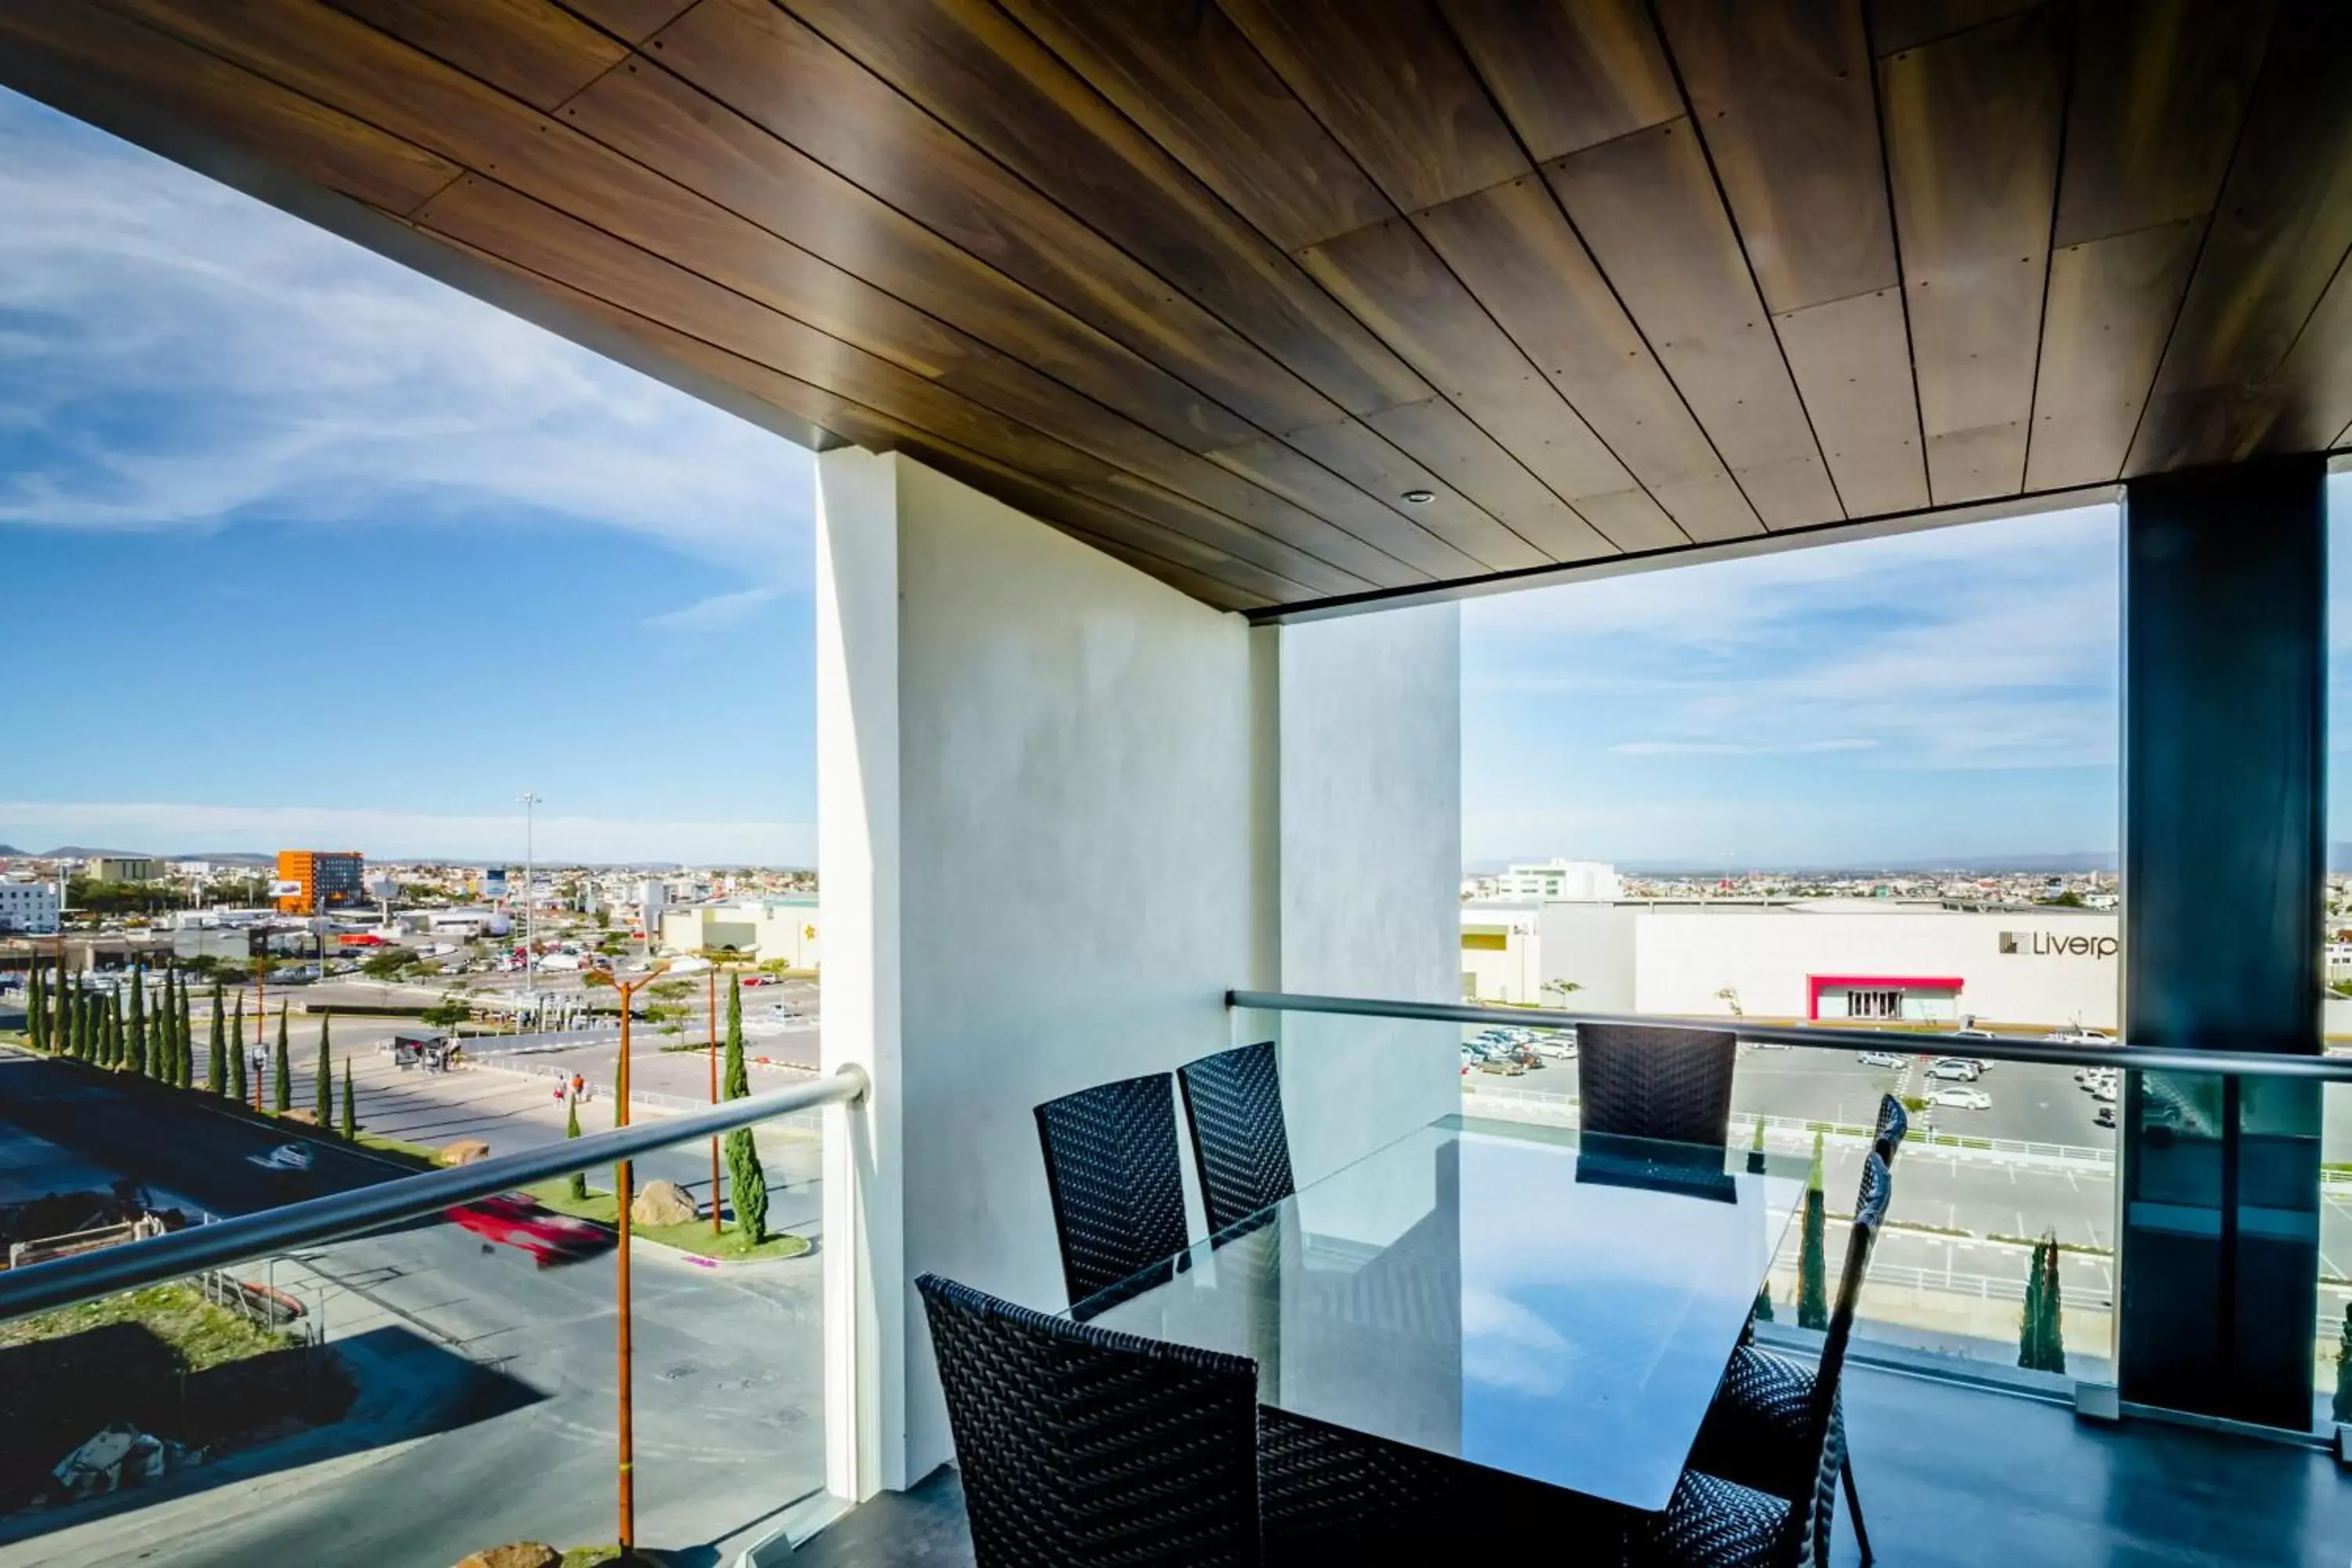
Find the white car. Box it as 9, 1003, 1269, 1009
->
1951, 1028, 1995, 1041
2092, 1080, 2119, 1103
1926, 1087, 1992, 1112
1927, 1058, 1980, 1081
1857, 1051, 1907, 1069
247, 1142, 316, 1174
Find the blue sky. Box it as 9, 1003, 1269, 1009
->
0, 87, 818, 865
4, 85, 2346, 871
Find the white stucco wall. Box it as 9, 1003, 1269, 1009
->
1272, 605, 1462, 1196
822, 452, 1260, 1484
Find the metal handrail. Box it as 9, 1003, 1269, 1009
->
0, 1064, 869, 1323
1226, 990, 2352, 1081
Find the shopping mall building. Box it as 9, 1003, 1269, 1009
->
1461, 898, 2122, 1032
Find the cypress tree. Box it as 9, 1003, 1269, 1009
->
314, 1014, 333, 1126
2019, 1236, 2047, 1370
564, 1091, 587, 1202
208, 982, 227, 1094
127, 968, 147, 1076
70, 987, 86, 1061
1796, 1131, 1828, 1330
272, 1005, 292, 1113
720, 977, 768, 1241
106, 994, 122, 1069
2334, 1304, 2352, 1425
1748, 1120, 1773, 1323
176, 974, 194, 1088
2038, 1232, 2067, 1373
340, 1062, 358, 1141
28, 964, 46, 1052
157, 971, 176, 1083
228, 995, 247, 1102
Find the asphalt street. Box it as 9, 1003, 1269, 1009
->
0, 1050, 828, 1566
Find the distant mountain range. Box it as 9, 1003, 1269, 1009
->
0, 846, 274, 864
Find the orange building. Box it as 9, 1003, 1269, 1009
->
274, 850, 365, 914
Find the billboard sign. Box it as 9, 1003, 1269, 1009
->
268, 880, 303, 899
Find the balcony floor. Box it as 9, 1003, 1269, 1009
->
791, 1363, 2351, 1566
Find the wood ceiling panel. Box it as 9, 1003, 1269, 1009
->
554, 0, 694, 46
561, 56, 1260, 454
1276, 419, 1548, 572
323, 0, 623, 111
427, 219, 1294, 606
2259, 256, 2352, 458
106, 0, 1425, 592
998, 0, 1389, 252
1882, 3, 2066, 503
1658, 0, 1926, 517
1412, 176, 1734, 500
1773, 288, 1929, 516
1660, 0, 1896, 314
2053, 0, 2272, 247
0, 2, 462, 216
1869, 0, 2045, 56
1439, 0, 1682, 162
2128, 0, 2352, 474
633, 0, 1341, 441
1544, 120, 1840, 528
1202, 438, 1486, 579
2026, 219, 2202, 488
1575, 489, 1689, 554
1218, 0, 1526, 214
1651, 474, 1768, 542
772, 0, 1428, 418
1298, 215, 1639, 507
1359, 400, 1617, 563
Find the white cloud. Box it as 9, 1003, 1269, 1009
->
0, 89, 813, 582
643, 584, 789, 631
1610, 738, 1878, 757
0, 800, 811, 868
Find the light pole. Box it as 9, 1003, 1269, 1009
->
517, 792, 542, 1011
708, 960, 721, 1236
590, 958, 670, 1555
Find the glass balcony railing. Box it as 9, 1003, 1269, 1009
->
2322, 1080, 2350, 1435
1234, 989, 2352, 1428
0, 1051, 861, 1566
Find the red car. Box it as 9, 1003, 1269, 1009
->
445, 1194, 608, 1266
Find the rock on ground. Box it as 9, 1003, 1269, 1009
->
630, 1179, 698, 1227
453, 1543, 559, 1568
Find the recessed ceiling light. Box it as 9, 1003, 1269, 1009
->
1401, 489, 1435, 504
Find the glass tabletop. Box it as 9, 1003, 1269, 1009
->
1069, 1114, 1809, 1512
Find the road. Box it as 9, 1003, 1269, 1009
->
0, 1051, 827, 1566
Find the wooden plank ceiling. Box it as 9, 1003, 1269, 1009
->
4, 0, 2350, 614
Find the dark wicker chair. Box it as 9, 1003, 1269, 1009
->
919, 1274, 1473, 1566
1576, 1021, 1738, 1145
917, 1272, 1261, 1566
1178, 1041, 1298, 1238
1036, 1073, 1192, 1316
1678, 1138, 1903, 1568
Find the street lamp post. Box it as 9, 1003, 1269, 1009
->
517, 792, 541, 1011
592, 958, 669, 1555
709, 962, 721, 1236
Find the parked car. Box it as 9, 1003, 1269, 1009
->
2094, 1105, 2118, 1128
445, 1193, 608, 1266
246, 1142, 314, 1174
2093, 1080, 2119, 1103
1927, 1058, 1980, 1081
1857, 1051, 1907, 1069
1475, 1057, 1526, 1076
1926, 1086, 1993, 1112
1952, 1027, 1995, 1040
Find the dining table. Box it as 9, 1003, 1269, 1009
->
1066, 1112, 1810, 1514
